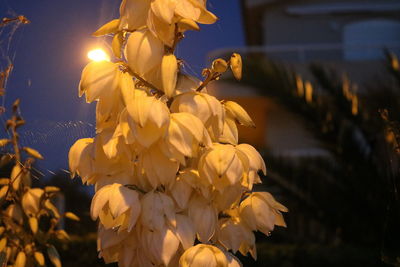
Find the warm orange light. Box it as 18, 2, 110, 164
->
88, 49, 110, 62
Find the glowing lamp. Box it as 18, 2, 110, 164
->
88, 49, 110, 62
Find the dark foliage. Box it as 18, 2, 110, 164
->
235, 52, 400, 266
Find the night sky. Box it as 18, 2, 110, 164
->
0, 0, 245, 174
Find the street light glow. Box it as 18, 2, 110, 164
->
88, 49, 110, 62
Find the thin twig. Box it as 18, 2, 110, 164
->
0, 16, 30, 27
196, 72, 221, 92
120, 63, 165, 96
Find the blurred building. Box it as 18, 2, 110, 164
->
242, 0, 400, 62
208, 0, 400, 243
210, 0, 400, 153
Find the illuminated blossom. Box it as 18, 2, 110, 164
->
69, 0, 287, 265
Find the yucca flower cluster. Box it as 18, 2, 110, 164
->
69, 0, 287, 266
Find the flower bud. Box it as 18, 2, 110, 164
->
161, 54, 178, 97
224, 101, 255, 128
230, 53, 242, 80
212, 58, 228, 73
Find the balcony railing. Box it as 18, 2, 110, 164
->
209, 42, 400, 63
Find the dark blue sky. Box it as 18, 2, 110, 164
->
0, 0, 245, 173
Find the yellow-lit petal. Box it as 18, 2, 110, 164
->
151, 0, 177, 24
79, 61, 120, 103
119, 0, 150, 30
68, 138, 94, 181
224, 101, 255, 128
93, 19, 120, 36
125, 29, 164, 76
161, 54, 178, 97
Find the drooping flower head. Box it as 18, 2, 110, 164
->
69, 0, 287, 265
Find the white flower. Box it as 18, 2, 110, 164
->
198, 143, 249, 192
170, 175, 193, 209
188, 194, 217, 242
92, 138, 136, 189
151, 0, 177, 24
119, 0, 151, 30
239, 192, 287, 235
213, 185, 243, 212
98, 127, 127, 160
175, 0, 217, 25
117, 234, 138, 267
171, 92, 225, 140
69, 139, 94, 183
125, 29, 164, 77
97, 226, 129, 264
95, 71, 133, 132
138, 144, 179, 188
165, 112, 211, 162
79, 61, 121, 103
175, 73, 201, 95
225, 252, 242, 267
120, 0, 217, 46
140, 224, 180, 266
179, 168, 212, 199
236, 144, 266, 189
91, 183, 141, 232
124, 89, 170, 147
140, 191, 176, 231
219, 101, 255, 145
218, 115, 238, 145
147, 10, 176, 47
217, 218, 254, 254
179, 244, 228, 267
175, 214, 195, 249
71, 0, 288, 266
